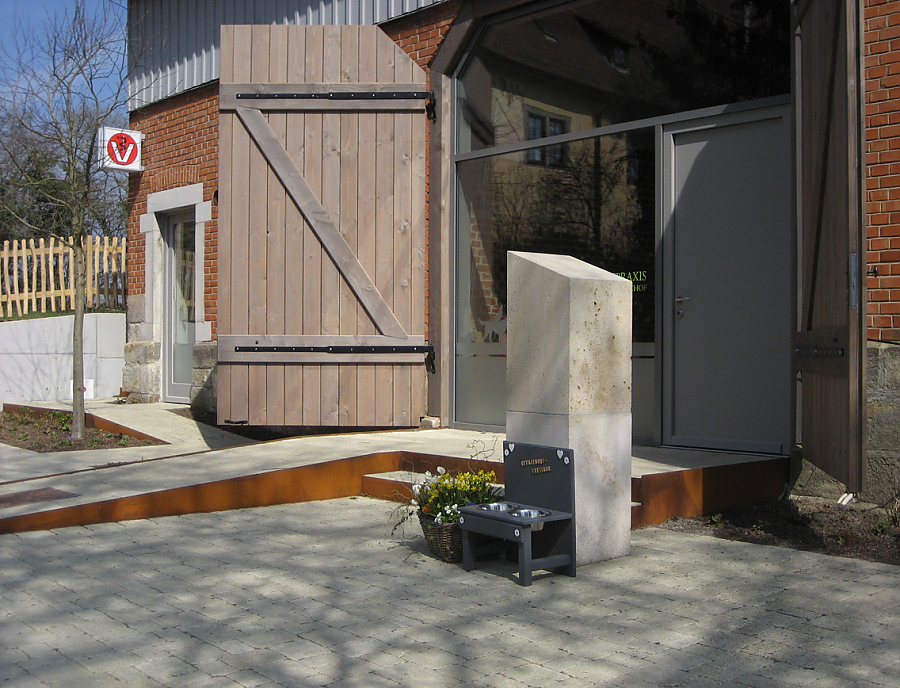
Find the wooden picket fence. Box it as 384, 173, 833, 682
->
0, 236, 127, 318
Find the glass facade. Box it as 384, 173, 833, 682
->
456, 0, 790, 154
453, 0, 790, 427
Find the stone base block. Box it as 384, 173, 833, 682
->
193, 340, 218, 370
125, 392, 160, 404
507, 410, 632, 566
122, 340, 161, 401
124, 341, 161, 366
191, 341, 217, 419
863, 451, 900, 505
122, 361, 160, 398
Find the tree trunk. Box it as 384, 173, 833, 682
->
72, 239, 85, 440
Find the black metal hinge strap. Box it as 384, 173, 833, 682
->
236, 91, 433, 101
795, 346, 845, 358
233, 344, 436, 373
235, 90, 436, 121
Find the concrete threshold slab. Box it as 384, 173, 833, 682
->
632, 444, 783, 476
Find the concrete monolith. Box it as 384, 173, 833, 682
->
506, 251, 632, 564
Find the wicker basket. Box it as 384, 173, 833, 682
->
418, 514, 463, 563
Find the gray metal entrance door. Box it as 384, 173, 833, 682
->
663, 107, 792, 454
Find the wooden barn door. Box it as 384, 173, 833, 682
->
217, 25, 428, 427
795, 0, 866, 490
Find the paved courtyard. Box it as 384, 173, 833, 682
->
2, 496, 899, 687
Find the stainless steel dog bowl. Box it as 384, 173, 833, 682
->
509, 508, 550, 519
477, 502, 517, 512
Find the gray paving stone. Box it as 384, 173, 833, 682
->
134, 655, 197, 681
270, 638, 330, 661
223, 669, 271, 687
566, 658, 635, 684
1, 497, 899, 688
0, 662, 32, 683
498, 661, 573, 687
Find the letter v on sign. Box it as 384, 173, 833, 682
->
108, 133, 138, 166
98, 127, 143, 172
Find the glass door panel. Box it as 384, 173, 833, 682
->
164, 213, 196, 403
454, 131, 656, 427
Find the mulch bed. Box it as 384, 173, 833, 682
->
659, 496, 900, 566
0, 408, 161, 453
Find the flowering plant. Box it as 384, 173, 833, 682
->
411, 467, 502, 524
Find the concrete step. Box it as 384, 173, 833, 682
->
361, 470, 422, 504
361, 469, 507, 505
631, 476, 644, 504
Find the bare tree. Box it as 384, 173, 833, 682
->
0, 0, 129, 439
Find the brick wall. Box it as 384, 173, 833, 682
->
127, 82, 220, 336
382, 0, 462, 69
866, 0, 900, 342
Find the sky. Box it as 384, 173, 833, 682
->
0, 0, 128, 109
0, 1, 113, 60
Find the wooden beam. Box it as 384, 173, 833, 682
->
222, 82, 427, 96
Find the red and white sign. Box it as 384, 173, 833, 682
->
98, 127, 144, 172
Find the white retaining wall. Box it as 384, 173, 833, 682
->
0, 314, 125, 405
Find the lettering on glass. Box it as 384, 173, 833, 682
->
615, 270, 649, 293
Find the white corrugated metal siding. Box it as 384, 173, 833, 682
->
128, 0, 446, 110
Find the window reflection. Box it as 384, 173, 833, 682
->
458, 130, 655, 345
526, 112, 569, 166
456, 0, 789, 153
452, 0, 790, 426
455, 131, 655, 424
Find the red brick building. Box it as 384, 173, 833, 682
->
125, 0, 896, 499
866, 0, 900, 342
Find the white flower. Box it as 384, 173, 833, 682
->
434, 514, 443, 524
437, 466, 447, 475
410, 499, 418, 507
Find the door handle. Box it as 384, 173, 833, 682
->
675, 296, 690, 304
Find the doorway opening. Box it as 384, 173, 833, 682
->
662, 107, 793, 454
449, 0, 793, 453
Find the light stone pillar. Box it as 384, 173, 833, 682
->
506, 252, 632, 565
